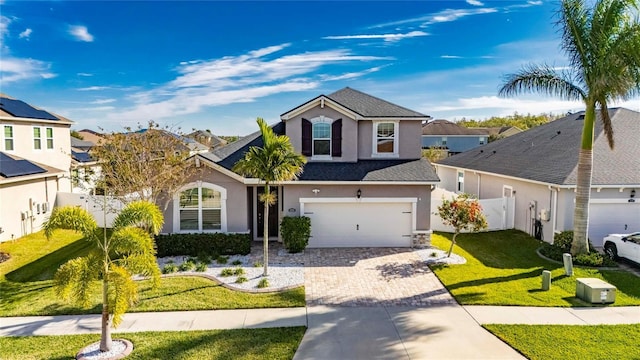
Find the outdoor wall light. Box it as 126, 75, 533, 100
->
356, 189, 362, 199
312, 188, 320, 195
631, 189, 636, 198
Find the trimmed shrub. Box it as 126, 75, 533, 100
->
280, 216, 311, 253
539, 232, 617, 268
553, 231, 574, 252
155, 233, 251, 257
220, 268, 235, 277
231, 259, 242, 266
179, 260, 196, 272
162, 263, 178, 274
233, 267, 245, 276
195, 262, 208, 272
257, 278, 270, 288
216, 255, 229, 264
235, 276, 248, 284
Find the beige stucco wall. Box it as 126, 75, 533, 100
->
0, 176, 59, 242
280, 184, 432, 230
162, 165, 249, 233
357, 121, 422, 160
285, 105, 358, 162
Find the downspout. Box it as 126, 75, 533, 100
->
476, 172, 481, 197
549, 185, 558, 234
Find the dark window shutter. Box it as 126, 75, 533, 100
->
331, 118, 342, 157
302, 118, 312, 156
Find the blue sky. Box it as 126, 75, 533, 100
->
1, 1, 638, 135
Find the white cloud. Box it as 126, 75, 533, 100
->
108, 45, 392, 122
19, 28, 32, 39
430, 95, 583, 115
0, 15, 10, 41
77, 86, 110, 91
68, 25, 94, 42
466, 0, 484, 6
527, 1, 543, 5
77, 72, 93, 77
91, 98, 116, 104
321, 66, 384, 81
371, 8, 498, 28
323, 31, 428, 42
441, 55, 463, 59
0, 57, 56, 83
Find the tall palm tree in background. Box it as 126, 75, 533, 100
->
43, 201, 163, 352
234, 118, 306, 276
499, 0, 640, 255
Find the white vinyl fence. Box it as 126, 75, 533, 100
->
431, 188, 515, 233
54, 192, 126, 228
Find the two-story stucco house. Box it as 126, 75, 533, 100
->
163, 88, 440, 247
0, 95, 72, 242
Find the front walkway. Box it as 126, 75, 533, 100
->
304, 248, 455, 306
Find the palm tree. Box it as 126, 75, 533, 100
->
233, 118, 306, 276
499, 0, 640, 255
43, 200, 163, 352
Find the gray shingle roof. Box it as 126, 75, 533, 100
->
326, 87, 428, 118
437, 108, 640, 186
422, 119, 487, 135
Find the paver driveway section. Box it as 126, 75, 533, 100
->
304, 248, 455, 306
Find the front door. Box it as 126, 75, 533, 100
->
257, 186, 279, 238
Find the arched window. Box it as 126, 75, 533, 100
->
174, 182, 227, 232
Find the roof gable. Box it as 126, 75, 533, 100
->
281, 87, 429, 120
437, 108, 640, 186
422, 119, 487, 136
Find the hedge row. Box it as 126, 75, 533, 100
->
155, 233, 251, 257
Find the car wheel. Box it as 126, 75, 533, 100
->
604, 243, 618, 260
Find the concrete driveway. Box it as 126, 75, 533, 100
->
304, 248, 455, 306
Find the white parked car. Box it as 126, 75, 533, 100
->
603, 232, 640, 264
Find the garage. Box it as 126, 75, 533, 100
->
301, 199, 414, 247
589, 202, 640, 247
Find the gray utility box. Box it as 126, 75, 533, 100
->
576, 278, 616, 304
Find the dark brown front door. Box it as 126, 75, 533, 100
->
257, 186, 279, 238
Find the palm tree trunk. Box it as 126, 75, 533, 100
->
571, 105, 595, 256
447, 232, 459, 257
99, 278, 112, 352
263, 184, 269, 277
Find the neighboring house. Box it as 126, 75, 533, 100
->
187, 130, 228, 150
77, 129, 105, 145
70, 136, 100, 194
135, 129, 209, 155
0, 94, 73, 242
434, 108, 640, 246
163, 87, 439, 247
422, 119, 489, 155
472, 126, 522, 140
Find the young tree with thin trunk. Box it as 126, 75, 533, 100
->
499, 0, 640, 255
43, 201, 163, 353
91, 121, 199, 210
437, 193, 488, 257
233, 118, 306, 277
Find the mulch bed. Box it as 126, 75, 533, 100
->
0, 252, 10, 264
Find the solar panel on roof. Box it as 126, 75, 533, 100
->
0, 98, 59, 120
0, 152, 47, 178
71, 150, 93, 163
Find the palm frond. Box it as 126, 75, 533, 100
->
53, 255, 100, 307
107, 265, 137, 327
112, 201, 164, 235
499, 64, 585, 100
596, 101, 616, 149
43, 206, 98, 240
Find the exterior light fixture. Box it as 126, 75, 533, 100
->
356, 189, 362, 199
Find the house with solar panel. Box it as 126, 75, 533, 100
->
70, 136, 100, 194
0, 94, 73, 242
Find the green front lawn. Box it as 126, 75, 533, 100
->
0, 327, 306, 360
485, 324, 640, 360
0, 231, 305, 317
431, 230, 640, 306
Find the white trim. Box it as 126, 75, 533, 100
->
0, 115, 73, 125
372, 120, 399, 158
173, 181, 228, 233
310, 116, 332, 160
194, 155, 260, 184
2, 124, 14, 152
281, 96, 360, 121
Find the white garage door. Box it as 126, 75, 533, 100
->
589, 203, 640, 247
303, 202, 413, 247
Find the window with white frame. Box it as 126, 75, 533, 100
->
479, 137, 486, 145
3, 125, 13, 151
33, 127, 42, 150
46, 127, 54, 149
373, 121, 398, 156
312, 122, 331, 157
457, 171, 464, 192
176, 183, 226, 232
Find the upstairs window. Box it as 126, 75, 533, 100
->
3, 126, 13, 151
312, 122, 330, 156
33, 127, 41, 150
457, 171, 465, 192
46, 127, 54, 149
373, 121, 398, 157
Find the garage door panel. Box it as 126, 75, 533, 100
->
304, 202, 412, 248
589, 203, 640, 247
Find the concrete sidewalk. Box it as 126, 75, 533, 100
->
464, 305, 640, 325
0, 307, 307, 337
